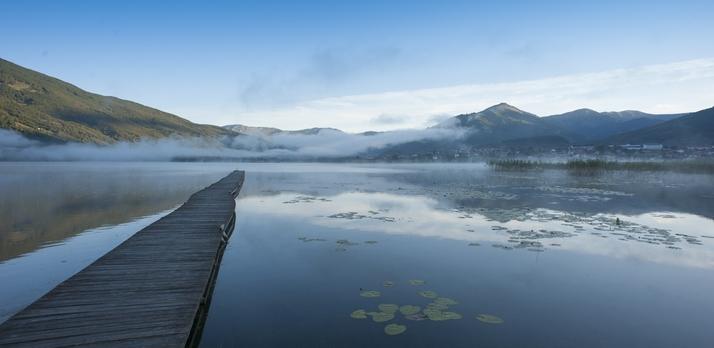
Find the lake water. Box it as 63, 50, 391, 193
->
2, 163, 714, 347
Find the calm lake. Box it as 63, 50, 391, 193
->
2, 162, 714, 347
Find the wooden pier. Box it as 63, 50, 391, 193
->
0, 170, 245, 347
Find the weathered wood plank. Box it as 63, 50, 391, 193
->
0, 170, 244, 347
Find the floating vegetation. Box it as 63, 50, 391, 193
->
384, 324, 407, 335
424, 309, 462, 321
463, 190, 518, 200
399, 305, 421, 316
537, 186, 633, 197
405, 313, 428, 321
418, 290, 438, 299
488, 159, 714, 174
364, 240, 379, 244
283, 195, 332, 204
468, 242, 480, 246
469, 207, 703, 252
426, 302, 449, 311
476, 314, 504, 324
327, 211, 396, 222
378, 304, 399, 314
336, 239, 359, 246
297, 236, 327, 243
442, 311, 463, 320
360, 290, 381, 298
434, 297, 458, 306
350, 309, 368, 319
370, 312, 394, 323
352, 280, 504, 336
328, 212, 366, 219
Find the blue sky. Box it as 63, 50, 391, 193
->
3, 0, 714, 131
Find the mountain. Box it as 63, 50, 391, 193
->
606, 106, 714, 146
435, 103, 573, 146
224, 124, 282, 136
0, 58, 232, 144
223, 124, 343, 136
542, 108, 683, 142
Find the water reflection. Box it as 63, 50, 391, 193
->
0, 212, 169, 322
0, 162, 236, 322
0, 162, 233, 261
201, 164, 714, 348
244, 192, 714, 268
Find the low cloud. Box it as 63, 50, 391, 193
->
230, 127, 466, 158
0, 127, 465, 161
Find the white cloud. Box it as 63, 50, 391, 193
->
228, 58, 714, 132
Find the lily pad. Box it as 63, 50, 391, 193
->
350, 309, 368, 319
378, 304, 399, 314
476, 314, 504, 324
426, 302, 449, 311
418, 290, 438, 299
384, 323, 407, 336
442, 311, 463, 320
405, 313, 428, 321
434, 297, 458, 306
424, 309, 462, 321
423, 308, 442, 320
399, 305, 421, 316
409, 279, 426, 286
383, 281, 394, 288
360, 290, 381, 298
371, 312, 395, 323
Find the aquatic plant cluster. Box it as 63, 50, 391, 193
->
327, 211, 396, 222
297, 236, 378, 252
282, 195, 332, 204
351, 280, 504, 336
467, 208, 706, 251
487, 159, 714, 174
535, 186, 633, 202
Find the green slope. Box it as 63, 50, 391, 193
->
0, 58, 232, 144
606, 106, 714, 146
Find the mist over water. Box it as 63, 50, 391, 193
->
0, 128, 465, 161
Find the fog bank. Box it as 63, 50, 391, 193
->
0, 128, 464, 161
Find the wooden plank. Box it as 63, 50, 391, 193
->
0, 170, 245, 347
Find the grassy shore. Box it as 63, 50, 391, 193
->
487, 159, 714, 174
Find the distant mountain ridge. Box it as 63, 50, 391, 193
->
223, 124, 343, 136
0, 58, 233, 144
542, 108, 683, 142
606, 106, 714, 146
433, 103, 574, 146
1, 58, 710, 151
